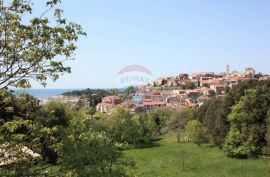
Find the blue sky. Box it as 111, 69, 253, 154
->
31, 0, 270, 88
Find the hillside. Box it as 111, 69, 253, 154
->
125, 134, 269, 177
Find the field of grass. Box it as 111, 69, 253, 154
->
125, 134, 269, 177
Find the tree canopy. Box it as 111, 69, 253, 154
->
0, 0, 86, 88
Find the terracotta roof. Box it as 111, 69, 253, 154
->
97, 102, 112, 107
103, 96, 120, 100
186, 89, 200, 93
143, 101, 167, 106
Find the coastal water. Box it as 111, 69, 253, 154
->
14, 89, 77, 99
13, 88, 126, 99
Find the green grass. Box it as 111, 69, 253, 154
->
125, 134, 269, 177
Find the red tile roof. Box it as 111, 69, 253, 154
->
97, 102, 112, 107
143, 101, 167, 106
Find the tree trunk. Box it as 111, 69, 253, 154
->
177, 131, 181, 143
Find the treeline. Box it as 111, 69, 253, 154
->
62, 86, 137, 106
198, 79, 270, 158
62, 88, 118, 106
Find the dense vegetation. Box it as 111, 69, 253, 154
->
0, 90, 150, 176
62, 86, 137, 107
198, 79, 270, 158
63, 88, 117, 106
0, 88, 160, 176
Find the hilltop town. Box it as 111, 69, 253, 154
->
95, 67, 270, 113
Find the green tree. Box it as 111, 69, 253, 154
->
37, 100, 72, 163
167, 108, 195, 143
265, 110, 270, 172
61, 131, 134, 177
60, 111, 136, 177
104, 106, 155, 145
135, 113, 155, 144
0, 89, 20, 121
105, 106, 142, 145
198, 79, 268, 148
0, 92, 45, 177
185, 120, 209, 146
108, 88, 119, 95
265, 110, 270, 155
62, 89, 112, 107
224, 89, 270, 158
0, 0, 85, 88
148, 107, 174, 136
121, 86, 137, 100
198, 98, 229, 147
125, 86, 136, 95
181, 82, 196, 90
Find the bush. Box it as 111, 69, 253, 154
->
185, 120, 209, 146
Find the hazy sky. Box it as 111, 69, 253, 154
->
31, 0, 270, 88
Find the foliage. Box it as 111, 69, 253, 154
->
264, 110, 270, 156
124, 86, 137, 95
60, 114, 135, 177
37, 100, 72, 163
120, 86, 137, 100
185, 120, 209, 146
104, 106, 154, 145
0, 89, 15, 121
62, 88, 118, 106
0, 91, 137, 177
148, 107, 174, 136
181, 82, 196, 90
135, 113, 156, 144
0, 0, 86, 88
198, 97, 229, 147
0, 90, 44, 176
198, 79, 270, 148
167, 108, 196, 143
224, 88, 270, 158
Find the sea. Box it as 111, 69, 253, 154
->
14, 89, 79, 99
13, 88, 126, 99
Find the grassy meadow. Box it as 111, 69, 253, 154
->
125, 134, 269, 177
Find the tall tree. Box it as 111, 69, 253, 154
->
224, 88, 270, 158
198, 79, 269, 148
198, 98, 229, 147
167, 108, 196, 143
0, 0, 85, 88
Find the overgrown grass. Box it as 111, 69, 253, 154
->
125, 134, 269, 177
